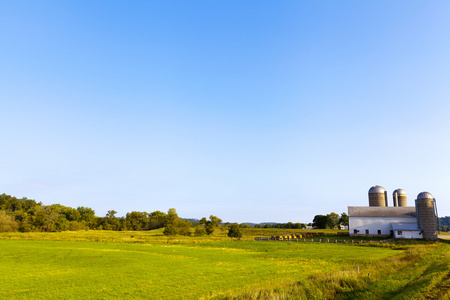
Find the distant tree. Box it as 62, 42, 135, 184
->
177, 219, 192, 236
326, 212, 340, 229
0, 211, 18, 232
239, 223, 250, 229
106, 210, 117, 218
439, 217, 450, 231
312, 215, 328, 229
60, 206, 81, 222
126, 211, 148, 231
77, 206, 96, 223
18, 213, 33, 232
194, 226, 206, 236
228, 223, 242, 238
199, 215, 222, 235
163, 224, 178, 235
30, 205, 48, 229
100, 210, 120, 230
149, 211, 166, 229
117, 217, 128, 231
164, 208, 180, 235
339, 212, 349, 227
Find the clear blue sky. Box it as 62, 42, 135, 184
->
2, 1, 450, 223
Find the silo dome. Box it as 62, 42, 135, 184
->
393, 189, 406, 195
393, 189, 407, 207
369, 185, 386, 194
368, 185, 387, 206
417, 192, 434, 199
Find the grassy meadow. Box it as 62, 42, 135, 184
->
0, 230, 449, 299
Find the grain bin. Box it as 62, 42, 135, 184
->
393, 189, 407, 207
416, 192, 438, 240
368, 185, 387, 207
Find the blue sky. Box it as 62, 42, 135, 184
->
2, 1, 450, 223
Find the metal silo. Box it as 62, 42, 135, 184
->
368, 185, 387, 207
393, 189, 407, 207
416, 192, 438, 240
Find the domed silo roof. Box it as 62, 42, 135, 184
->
393, 189, 407, 206
369, 185, 386, 194
417, 192, 434, 199
393, 189, 406, 195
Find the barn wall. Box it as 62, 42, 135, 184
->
393, 230, 422, 239
349, 217, 417, 236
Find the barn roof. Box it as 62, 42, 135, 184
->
348, 206, 417, 218
391, 222, 421, 231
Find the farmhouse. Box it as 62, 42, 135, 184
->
348, 186, 438, 240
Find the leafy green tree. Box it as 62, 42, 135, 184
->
126, 211, 148, 231
149, 211, 166, 229
339, 212, 349, 227
312, 215, 328, 229
228, 223, 242, 238
164, 208, 180, 235
118, 217, 129, 231
106, 210, 117, 218
177, 219, 192, 236
163, 224, 178, 235
30, 205, 47, 229
100, 210, 120, 230
0, 211, 19, 232
194, 226, 206, 236
326, 212, 340, 229
200, 215, 222, 235
61, 206, 81, 222
77, 206, 96, 223
42, 207, 60, 232
18, 213, 33, 232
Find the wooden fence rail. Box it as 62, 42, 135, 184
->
254, 237, 389, 244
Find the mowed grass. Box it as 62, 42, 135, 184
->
0, 237, 400, 299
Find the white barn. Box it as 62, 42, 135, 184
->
348, 186, 438, 240
348, 206, 419, 237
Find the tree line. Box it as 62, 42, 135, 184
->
439, 216, 450, 232
0, 193, 240, 236
0, 193, 357, 235
239, 223, 309, 229
312, 212, 349, 229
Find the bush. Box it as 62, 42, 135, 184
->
194, 226, 206, 236
177, 220, 192, 236
228, 223, 242, 238
163, 224, 178, 236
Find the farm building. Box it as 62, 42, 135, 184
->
348, 186, 438, 240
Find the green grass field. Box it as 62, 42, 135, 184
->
0, 230, 449, 299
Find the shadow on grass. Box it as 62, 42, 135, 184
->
338, 244, 450, 300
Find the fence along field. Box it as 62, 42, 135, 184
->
0, 230, 449, 299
